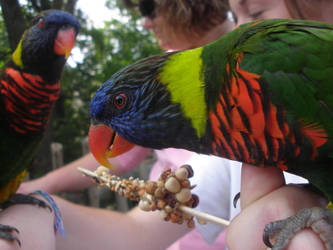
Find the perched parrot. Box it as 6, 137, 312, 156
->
0, 9, 79, 244
89, 19, 333, 249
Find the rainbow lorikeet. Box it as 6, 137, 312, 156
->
0, 9, 79, 244
89, 19, 333, 249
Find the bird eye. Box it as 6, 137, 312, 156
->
37, 17, 46, 28
113, 93, 127, 109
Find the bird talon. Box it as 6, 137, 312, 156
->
0, 224, 21, 247
12, 227, 19, 234
263, 222, 277, 248
15, 238, 21, 247
233, 192, 240, 208
2, 193, 52, 213
263, 207, 333, 250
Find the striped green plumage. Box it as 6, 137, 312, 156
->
90, 19, 333, 201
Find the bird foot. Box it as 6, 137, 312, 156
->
0, 193, 53, 246
233, 192, 241, 208
263, 207, 333, 250
1, 193, 52, 212
0, 224, 21, 246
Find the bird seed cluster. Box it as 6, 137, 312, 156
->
93, 164, 200, 228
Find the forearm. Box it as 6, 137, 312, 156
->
46, 146, 152, 193
55, 196, 191, 250
43, 153, 101, 193
19, 153, 101, 194
19, 146, 152, 194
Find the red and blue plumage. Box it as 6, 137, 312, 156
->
0, 9, 79, 244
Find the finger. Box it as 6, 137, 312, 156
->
240, 164, 285, 209
226, 185, 327, 250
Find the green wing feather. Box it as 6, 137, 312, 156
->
238, 20, 333, 143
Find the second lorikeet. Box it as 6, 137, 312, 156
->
0, 9, 79, 245
89, 19, 333, 249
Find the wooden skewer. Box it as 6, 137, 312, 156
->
179, 206, 230, 227
77, 167, 230, 227
78, 167, 112, 184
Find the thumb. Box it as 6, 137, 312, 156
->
240, 164, 285, 209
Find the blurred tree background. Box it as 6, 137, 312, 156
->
0, 0, 161, 178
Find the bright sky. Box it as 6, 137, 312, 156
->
68, 0, 114, 66
72, 0, 130, 66
76, 0, 114, 28
17, 0, 114, 28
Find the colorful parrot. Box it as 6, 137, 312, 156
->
0, 9, 79, 244
89, 19, 333, 249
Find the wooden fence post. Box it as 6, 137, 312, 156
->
51, 142, 63, 170
81, 137, 101, 208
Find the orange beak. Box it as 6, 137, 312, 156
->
88, 124, 135, 169
54, 27, 76, 59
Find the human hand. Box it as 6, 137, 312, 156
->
17, 177, 51, 194
226, 164, 328, 250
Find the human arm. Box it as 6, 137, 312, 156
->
0, 194, 56, 250
18, 146, 152, 194
54, 196, 191, 250
226, 164, 328, 250
0, 192, 191, 250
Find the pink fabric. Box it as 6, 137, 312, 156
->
149, 148, 194, 181
167, 229, 226, 250
116, 146, 152, 173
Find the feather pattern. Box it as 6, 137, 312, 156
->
90, 18, 333, 200
1, 68, 60, 133
0, 10, 79, 195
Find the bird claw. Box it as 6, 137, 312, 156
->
263, 207, 333, 250
2, 193, 52, 212
233, 192, 240, 208
0, 224, 21, 247
0, 193, 55, 247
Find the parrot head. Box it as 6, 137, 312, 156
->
89, 52, 206, 169
12, 9, 80, 83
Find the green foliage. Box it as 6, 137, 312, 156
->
0, 14, 11, 68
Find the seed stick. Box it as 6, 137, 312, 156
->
77, 167, 230, 227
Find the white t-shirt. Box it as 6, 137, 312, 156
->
187, 154, 308, 245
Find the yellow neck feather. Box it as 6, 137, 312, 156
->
0, 169, 27, 203
158, 48, 207, 138
12, 39, 24, 69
